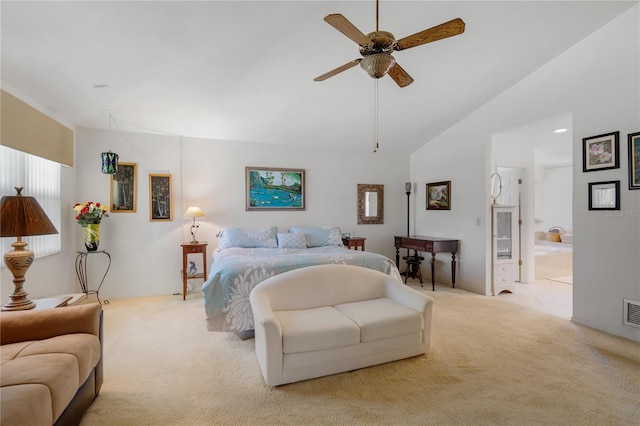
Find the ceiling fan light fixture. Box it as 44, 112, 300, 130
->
360, 53, 395, 79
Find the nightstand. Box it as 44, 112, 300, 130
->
342, 237, 366, 251
181, 242, 208, 300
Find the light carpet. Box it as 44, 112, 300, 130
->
80, 286, 639, 425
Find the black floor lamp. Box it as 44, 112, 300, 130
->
405, 182, 412, 261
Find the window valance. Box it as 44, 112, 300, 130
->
1, 89, 74, 167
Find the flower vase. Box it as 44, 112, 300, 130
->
84, 223, 100, 251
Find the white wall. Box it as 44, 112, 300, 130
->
410, 6, 640, 341
72, 128, 409, 299
540, 166, 572, 233
569, 7, 640, 341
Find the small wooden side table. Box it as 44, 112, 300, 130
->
342, 237, 366, 251
181, 242, 208, 300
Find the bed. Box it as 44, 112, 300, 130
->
202, 226, 401, 336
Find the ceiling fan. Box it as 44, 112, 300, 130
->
314, 0, 465, 87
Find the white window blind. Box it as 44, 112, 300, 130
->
1, 145, 61, 259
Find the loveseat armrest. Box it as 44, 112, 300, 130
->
0, 303, 102, 345
250, 287, 284, 386
385, 279, 433, 314
385, 280, 434, 348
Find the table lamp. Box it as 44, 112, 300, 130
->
0, 187, 58, 310
405, 182, 412, 236
184, 206, 206, 243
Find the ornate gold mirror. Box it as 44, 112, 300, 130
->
357, 184, 384, 224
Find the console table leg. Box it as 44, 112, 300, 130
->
451, 252, 457, 288
431, 253, 436, 291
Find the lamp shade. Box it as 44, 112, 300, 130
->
101, 151, 119, 174
405, 182, 412, 194
184, 206, 206, 219
0, 188, 58, 237
360, 53, 396, 79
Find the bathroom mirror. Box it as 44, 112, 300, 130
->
357, 184, 384, 224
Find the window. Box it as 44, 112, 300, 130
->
1, 145, 61, 258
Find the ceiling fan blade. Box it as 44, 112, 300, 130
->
387, 63, 414, 87
324, 14, 372, 46
314, 59, 362, 82
395, 18, 465, 51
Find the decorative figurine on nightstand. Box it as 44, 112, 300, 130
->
188, 261, 198, 277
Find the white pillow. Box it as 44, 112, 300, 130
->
288, 226, 343, 247
277, 233, 307, 249
218, 226, 278, 250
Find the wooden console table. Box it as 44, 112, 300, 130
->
394, 236, 459, 291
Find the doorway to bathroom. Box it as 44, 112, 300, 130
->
491, 112, 574, 287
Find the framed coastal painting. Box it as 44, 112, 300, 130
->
149, 174, 172, 221
588, 180, 620, 211
110, 162, 136, 212
245, 166, 305, 211
628, 132, 640, 189
426, 181, 451, 210
582, 131, 619, 172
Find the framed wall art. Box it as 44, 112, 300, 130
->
588, 180, 620, 211
110, 162, 136, 212
582, 131, 619, 172
628, 131, 640, 189
149, 174, 172, 221
245, 166, 305, 211
426, 180, 451, 210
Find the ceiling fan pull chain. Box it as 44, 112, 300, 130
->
373, 79, 379, 153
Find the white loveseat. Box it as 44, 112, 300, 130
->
249, 264, 434, 386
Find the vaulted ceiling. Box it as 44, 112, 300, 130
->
1, 1, 635, 158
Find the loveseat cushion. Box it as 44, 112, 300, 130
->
0, 383, 53, 425
1, 333, 101, 423
335, 298, 423, 342
274, 306, 360, 353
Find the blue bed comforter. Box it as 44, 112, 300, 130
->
202, 246, 401, 333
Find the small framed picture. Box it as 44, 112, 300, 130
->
149, 174, 172, 221
588, 180, 620, 211
426, 181, 451, 210
628, 131, 640, 190
110, 162, 137, 212
582, 131, 619, 172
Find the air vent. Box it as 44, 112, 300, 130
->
623, 299, 640, 328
